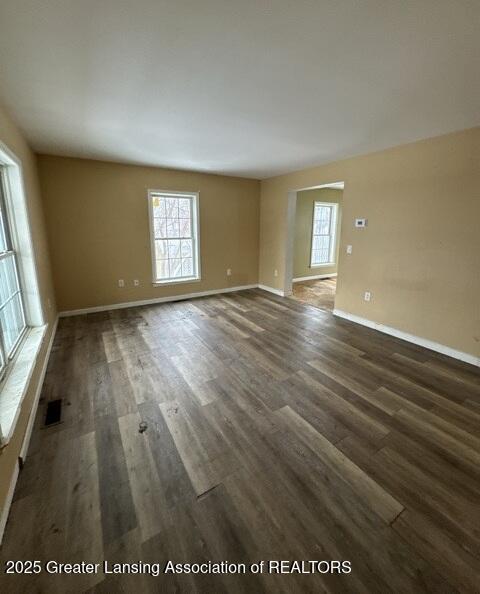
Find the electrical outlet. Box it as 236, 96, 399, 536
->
274, 269, 278, 277
226, 268, 232, 276
133, 279, 140, 286
346, 244, 353, 254
364, 291, 371, 302
118, 279, 125, 288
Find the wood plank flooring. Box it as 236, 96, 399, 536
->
292, 277, 337, 311
1, 288, 479, 593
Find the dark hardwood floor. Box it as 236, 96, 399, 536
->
292, 277, 337, 311
1, 288, 479, 593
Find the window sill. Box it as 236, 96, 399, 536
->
152, 277, 201, 287
310, 263, 336, 268
0, 325, 47, 446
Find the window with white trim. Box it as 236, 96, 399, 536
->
148, 191, 200, 284
0, 145, 44, 446
310, 202, 338, 266
0, 168, 27, 379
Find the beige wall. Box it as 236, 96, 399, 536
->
294, 188, 342, 279
260, 127, 480, 359
0, 115, 478, 522
0, 104, 56, 516
38, 156, 260, 312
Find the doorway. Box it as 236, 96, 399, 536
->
286, 182, 344, 312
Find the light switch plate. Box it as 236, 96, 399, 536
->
346, 244, 353, 254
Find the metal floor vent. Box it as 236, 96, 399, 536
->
44, 399, 63, 426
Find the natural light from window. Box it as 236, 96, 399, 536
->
0, 169, 27, 379
148, 191, 200, 284
310, 202, 337, 267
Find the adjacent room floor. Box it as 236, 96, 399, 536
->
1, 289, 479, 593
292, 277, 337, 311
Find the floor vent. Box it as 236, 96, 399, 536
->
44, 399, 63, 426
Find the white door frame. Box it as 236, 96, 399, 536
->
284, 181, 344, 297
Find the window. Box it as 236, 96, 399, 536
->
0, 144, 44, 446
148, 191, 200, 284
310, 202, 338, 267
0, 168, 27, 378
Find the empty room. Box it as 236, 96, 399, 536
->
0, 1, 479, 592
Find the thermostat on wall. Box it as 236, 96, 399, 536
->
355, 218, 367, 228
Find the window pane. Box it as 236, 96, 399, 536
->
178, 198, 191, 218
0, 254, 19, 306
166, 219, 179, 238
317, 235, 330, 252
314, 206, 331, 235
165, 198, 178, 218
167, 239, 181, 259
154, 218, 167, 238
152, 196, 166, 218
319, 249, 329, 263
182, 258, 193, 276
312, 243, 330, 264
181, 239, 192, 258
169, 258, 182, 278
0, 292, 25, 355
319, 220, 330, 235
155, 239, 168, 259
156, 260, 169, 279
179, 218, 191, 237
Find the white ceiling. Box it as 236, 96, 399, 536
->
0, 1, 479, 179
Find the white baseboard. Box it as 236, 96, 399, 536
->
0, 459, 19, 545
293, 273, 338, 282
257, 284, 285, 297
333, 309, 479, 367
59, 284, 259, 317
19, 316, 58, 463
